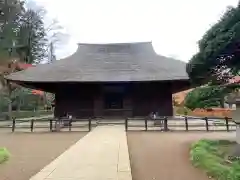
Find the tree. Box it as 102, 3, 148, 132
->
0, 0, 25, 119
184, 85, 231, 110
26, 0, 69, 63
0, 0, 25, 60
0, 1, 50, 64
186, 3, 240, 85
0, 1, 50, 118
17, 9, 48, 64
0, 0, 24, 22
48, 42, 56, 63
45, 20, 69, 63
0, 1, 63, 118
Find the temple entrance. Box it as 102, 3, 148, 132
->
103, 84, 125, 117
104, 93, 124, 116
105, 93, 123, 109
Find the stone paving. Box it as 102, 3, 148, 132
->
29, 125, 132, 180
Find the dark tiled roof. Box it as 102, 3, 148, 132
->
5, 42, 189, 82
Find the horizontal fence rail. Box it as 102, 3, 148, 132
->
0, 116, 237, 133
125, 116, 237, 132
0, 117, 96, 133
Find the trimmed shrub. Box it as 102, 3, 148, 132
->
0, 110, 53, 120
0, 148, 10, 164
175, 106, 192, 115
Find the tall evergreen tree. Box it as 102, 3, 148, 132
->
0, 1, 48, 118
17, 9, 48, 64
0, 0, 25, 119
0, 0, 65, 117
0, 0, 24, 61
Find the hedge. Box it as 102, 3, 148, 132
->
0, 148, 10, 164
174, 106, 192, 115
0, 110, 53, 120
190, 139, 240, 180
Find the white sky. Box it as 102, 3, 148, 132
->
35, 0, 239, 62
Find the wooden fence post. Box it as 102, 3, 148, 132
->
69, 119, 72, 131
12, 117, 16, 132
205, 117, 209, 131
145, 117, 148, 131
164, 117, 168, 131
88, 118, 92, 131
30, 119, 34, 132
185, 116, 189, 131
125, 118, 128, 131
225, 117, 229, 132
50, 119, 53, 131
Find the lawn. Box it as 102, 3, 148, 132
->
0, 131, 87, 180
190, 139, 240, 180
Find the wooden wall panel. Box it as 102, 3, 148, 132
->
132, 82, 173, 117
54, 82, 176, 118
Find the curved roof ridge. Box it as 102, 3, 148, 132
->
76, 41, 156, 55
77, 41, 152, 46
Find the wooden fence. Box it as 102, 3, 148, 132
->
125, 116, 237, 132
0, 116, 237, 133
0, 117, 94, 132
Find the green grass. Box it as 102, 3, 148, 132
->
0, 148, 10, 164
190, 139, 240, 180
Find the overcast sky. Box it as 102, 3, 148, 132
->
35, 0, 239, 62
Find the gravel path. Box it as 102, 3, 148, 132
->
0, 132, 87, 180
127, 131, 235, 180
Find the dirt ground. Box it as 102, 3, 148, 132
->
127, 131, 235, 180
0, 131, 87, 180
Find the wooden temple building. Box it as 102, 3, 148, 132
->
6, 42, 190, 118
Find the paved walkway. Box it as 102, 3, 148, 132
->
30, 125, 132, 180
